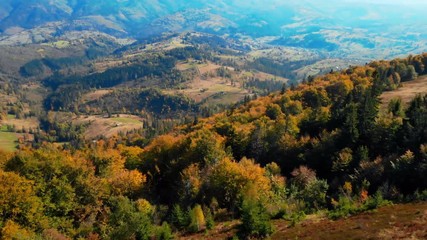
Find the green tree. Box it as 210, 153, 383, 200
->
343, 103, 359, 144
401, 94, 427, 150
169, 205, 189, 230
388, 98, 405, 117
107, 196, 153, 240
358, 89, 379, 142
155, 222, 174, 240
266, 104, 282, 120
238, 198, 274, 239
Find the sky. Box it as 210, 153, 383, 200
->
342, 0, 427, 5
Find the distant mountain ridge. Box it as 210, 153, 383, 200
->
0, 0, 426, 59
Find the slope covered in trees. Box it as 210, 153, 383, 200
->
0, 53, 426, 239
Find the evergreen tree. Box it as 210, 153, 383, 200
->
358, 89, 379, 142
343, 103, 359, 144
239, 198, 274, 239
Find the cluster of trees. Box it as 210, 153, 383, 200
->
81, 88, 198, 118
128, 53, 426, 237
244, 57, 317, 80
20, 46, 110, 78
0, 144, 152, 239
42, 46, 219, 114
1, 53, 426, 239
35, 112, 87, 146
43, 55, 181, 91
372, 54, 426, 90
243, 78, 285, 94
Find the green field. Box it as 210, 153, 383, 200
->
0, 131, 17, 152
111, 117, 141, 124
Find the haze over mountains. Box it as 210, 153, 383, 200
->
0, 0, 426, 59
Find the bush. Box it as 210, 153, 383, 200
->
328, 191, 391, 220
361, 191, 391, 211
284, 211, 306, 227
414, 189, 427, 201
328, 196, 359, 220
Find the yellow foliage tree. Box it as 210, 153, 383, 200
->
207, 157, 272, 207
189, 204, 205, 232
0, 170, 46, 230
1, 220, 36, 240
180, 163, 202, 200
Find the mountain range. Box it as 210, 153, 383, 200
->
1, 0, 426, 60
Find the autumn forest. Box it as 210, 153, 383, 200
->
1, 52, 426, 239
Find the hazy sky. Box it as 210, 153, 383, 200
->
343, 0, 427, 5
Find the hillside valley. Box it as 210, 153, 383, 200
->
0, 1, 427, 240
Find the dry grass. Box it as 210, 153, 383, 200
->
174, 61, 286, 105
0, 132, 17, 152
241, 70, 288, 83
73, 114, 143, 139
82, 89, 113, 102
168, 76, 248, 104
0, 92, 18, 105
378, 208, 427, 239
0, 117, 39, 131
176, 61, 223, 74
380, 75, 427, 108
271, 202, 427, 240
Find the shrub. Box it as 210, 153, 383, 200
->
328, 191, 391, 220
328, 196, 358, 220
414, 189, 427, 201
361, 191, 391, 211
284, 211, 306, 227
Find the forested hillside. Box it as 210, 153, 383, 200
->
0, 53, 426, 239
